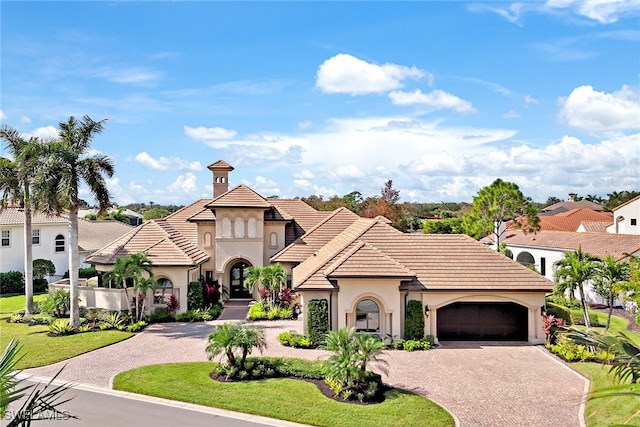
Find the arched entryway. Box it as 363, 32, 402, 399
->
355, 299, 380, 334
230, 261, 252, 299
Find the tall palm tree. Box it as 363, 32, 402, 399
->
243, 263, 286, 305
592, 255, 631, 331
554, 248, 600, 329
103, 253, 153, 320
31, 116, 114, 327
0, 126, 44, 314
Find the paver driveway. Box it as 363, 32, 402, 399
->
25, 320, 588, 427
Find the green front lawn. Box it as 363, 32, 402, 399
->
113, 362, 454, 427
0, 293, 47, 318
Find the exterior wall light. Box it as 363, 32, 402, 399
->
424, 304, 430, 318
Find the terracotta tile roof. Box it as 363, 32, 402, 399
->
207, 160, 234, 170
78, 219, 133, 252
323, 241, 415, 278
613, 194, 640, 211
578, 221, 610, 233
164, 199, 213, 241
294, 219, 553, 292
0, 208, 68, 225
503, 229, 640, 261
510, 209, 613, 233
206, 185, 272, 208
271, 207, 360, 263
541, 200, 603, 213
85, 219, 209, 266
270, 199, 330, 243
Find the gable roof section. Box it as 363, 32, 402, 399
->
323, 241, 415, 278
163, 199, 213, 242
539, 209, 612, 232
78, 219, 133, 252
541, 200, 603, 213
613, 194, 640, 211
207, 160, 234, 170
578, 221, 610, 233
206, 185, 271, 208
0, 208, 68, 225
503, 229, 640, 260
271, 207, 360, 264
85, 219, 209, 266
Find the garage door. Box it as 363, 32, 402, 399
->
437, 302, 528, 341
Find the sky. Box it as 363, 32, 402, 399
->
1, 1, 639, 206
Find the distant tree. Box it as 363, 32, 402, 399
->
143, 207, 170, 221
462, 178, 540, 246
604, 190, 640, 211
585, 194, 605, 204
362, 180, 405, 230
301, 194, 326, 211
423, 218, 463, 234
32, 259, 55, 281
544, 196, 563, 207
103, 207, 129, 223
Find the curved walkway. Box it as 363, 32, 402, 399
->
25, 320, 588, 427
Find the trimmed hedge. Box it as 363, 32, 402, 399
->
545, 302, 572, 325
187, 281, 204, 310
0, 271, 25, 294
404, 300, 424, 340
306, 299, 329, 346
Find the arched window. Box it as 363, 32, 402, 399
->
234, 218, 245, 238
516, 251, 535, 267
247, 217, 257, 238
204, 232, 212, 248
505, 249, 513, 259
222, 218, 232, 238
55, 234, 65, 252
355, 299, 380, 333
154, 278, 173, 304
269, 232, 278, 248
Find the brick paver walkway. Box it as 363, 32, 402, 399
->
25, 319, 588, 427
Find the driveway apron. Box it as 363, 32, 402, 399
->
24, 320, 588, 427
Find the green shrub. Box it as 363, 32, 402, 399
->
545, 302, 572, 325
148, 308, 175, 323
278, 331, 316, 349
404, 300, 424, 341
62, 266, 97, 279
307, 299, 329, 346
102, 311, 126, 328
392, 340, 405, 350
546, 295, 581, 310
403, 339, 433, 351
78, 324, 91, 333
248, 302, 267, 320
28, 314, 53, 325
187, 281, 204, 311
33, 278, 49, 293
8, 313, 24, 323
39, 289, 71, 317
267, 306, 280, 320
278, 307, 293, 319
208, 303, 223, 319
49, 319, 74, 335
126, 320, 148, 332
33, 259, 55, 281
0, 271, 25, 294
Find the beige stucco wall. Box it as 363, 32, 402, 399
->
263, 221, 287, 263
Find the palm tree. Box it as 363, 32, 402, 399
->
103, 253, 153, 320
134, 276, 157, 321
0, 126, 45, 314
243, 263, 287, 305
206, 323, 266, 371
554, 248, 600, 329
31, 116, 114, 327
592, 255, 631, 331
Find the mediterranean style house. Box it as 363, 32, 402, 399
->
85, 160, 554, 344
0, 208, 132, 281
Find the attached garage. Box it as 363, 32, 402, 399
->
437, 302, 528, 341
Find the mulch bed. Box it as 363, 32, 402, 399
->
209, 371, 389, 405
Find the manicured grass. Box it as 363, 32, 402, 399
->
113, 362, 455, 427
569, 309, 640, 346
572, 362, 640, 427
0, 293, 47, 318
0, 321, 133, 369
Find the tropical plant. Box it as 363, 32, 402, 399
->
243, 263, 287, 307
206, 323, 266, 372
39, 289, 71, 318
592, 255, 631, 331
30, 115, 115, 327
566, 328, 640, 398
103, 253, 153, 320
48, 319, 74, 335
0, 125, 47, 315
133, 276, 156, 321
554, 248, 600, 329
1, 339, 76, 425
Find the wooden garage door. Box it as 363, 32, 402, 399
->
437, 302, 528, 341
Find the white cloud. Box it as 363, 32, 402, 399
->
546, 0, 640, 24
184, 125, 237, 140
293, 169, 315, 179
503, 110, 520, 119
25, 126, 58, 140
328, 164, 366, 181
558, 85, 640, 133
298, 120, 312, 130
20, 116, 31, 124
0, 110, 7, 120
134, 152, 203, 171
168, 173, 198, 194
242, 176, 280, 196
94, 66, 162, 85
524, 95, 539, 104
316, 54, 426, 95
389, 89, 476, 114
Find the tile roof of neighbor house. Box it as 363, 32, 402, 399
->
206, 185, 272, 208
578, 221, 610, 233
0, 208, 68, 225
84, 218, 210, 266
294, 217, 553, 292
540, 200, 603, 214
503, 229, 640, 260
613, 194, 640, 211
77, 219, 133, 252
538, 209, 612, 232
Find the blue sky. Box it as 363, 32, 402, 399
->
1, 1, 639, 206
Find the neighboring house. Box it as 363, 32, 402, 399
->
0, 207, 132, 281
86, 160, 554, 344
536, 209, 612, 232
539, 198, 603, 215
79, 207, 144, 226
606, 195, 640, 235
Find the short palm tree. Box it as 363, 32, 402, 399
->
206, 323, 266, 371
0, 126, 45, 314
554, 248, 600, 329
134, 276, 157, 321
103, 253, 153, 320
243, 263, 287, 305
592, 255, 631, 331
31, 115, 114, 327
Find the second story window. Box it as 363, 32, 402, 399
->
55, 234, 65, 252
1, 230, 9, 247
32, 229, 40, 245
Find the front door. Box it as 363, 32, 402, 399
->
230, 262, 252, 299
